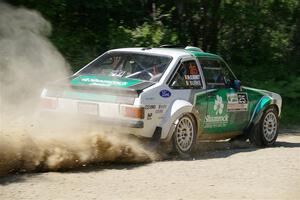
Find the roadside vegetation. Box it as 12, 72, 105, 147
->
8, 0, 300, 126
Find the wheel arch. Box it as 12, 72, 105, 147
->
159, 100, 198, 141
188, 111, 198, 131
257, 104, 279, 123
248, 103, 280, 146
247, 96, 280, 132
270, 104, 279, 115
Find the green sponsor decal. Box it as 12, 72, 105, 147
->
204, 91, 231, 133
70, 75, 141, 88
193, 85, 274, 136
194, 88, 262, 134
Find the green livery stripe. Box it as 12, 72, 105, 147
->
186, 50, 221, 59
70, 75, 142, 88
248, 95, 272, 126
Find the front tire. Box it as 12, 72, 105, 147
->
172, 114, 197, 156
249, 107, 279, 147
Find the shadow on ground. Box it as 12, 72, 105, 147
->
168, 137, 300, 161
0, 162, 145, 185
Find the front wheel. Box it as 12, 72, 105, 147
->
249, 107, 279, 147
172, 114, 197, 156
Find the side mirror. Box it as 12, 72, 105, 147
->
233, 79, 241, 91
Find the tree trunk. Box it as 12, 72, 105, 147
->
206, 0, 221, 52
292, 10, 300, 64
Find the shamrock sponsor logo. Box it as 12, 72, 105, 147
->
204, 95, 228, 128
214, 95, 224, 115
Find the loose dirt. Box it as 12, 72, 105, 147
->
0, 132, 299, 200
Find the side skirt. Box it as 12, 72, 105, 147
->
198, 131, 241, 141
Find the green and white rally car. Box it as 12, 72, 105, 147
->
40, 46, 282, 155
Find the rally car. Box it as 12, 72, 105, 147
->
40, 46, 282, 155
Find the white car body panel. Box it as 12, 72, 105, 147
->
39, 47, 282, 143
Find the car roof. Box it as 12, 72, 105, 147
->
109, 47, 222, 60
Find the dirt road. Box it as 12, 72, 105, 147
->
0, 132, 299, 200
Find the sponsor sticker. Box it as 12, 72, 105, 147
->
155, 104, 167, 114
145, 105, 156, 110
205, 114, 229, 128
147, 113, 153, 120
160, 90, 171, 98
155, 109, 164, 114
205, 95, 229, 128
158, 105, 167, 109
71, 75, 141, 88
227, 93, 248, 112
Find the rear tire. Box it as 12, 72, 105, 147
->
249, 107, 279, 147
172, 114, 197, 157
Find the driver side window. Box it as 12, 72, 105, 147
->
170, 60, 202, 89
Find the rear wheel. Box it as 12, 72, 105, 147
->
172, 114, 197, 156
249, 107, 279, 147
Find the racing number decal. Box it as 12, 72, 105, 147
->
238, 93, 248, 104
227, 93, 248, 112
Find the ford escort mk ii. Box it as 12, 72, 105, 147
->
40, 46, 282, 155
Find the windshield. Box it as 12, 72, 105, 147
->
78, 52, 172, 82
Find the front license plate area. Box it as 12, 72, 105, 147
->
78, 102, 99, 116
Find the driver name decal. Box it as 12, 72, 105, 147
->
184, 74, 202, 86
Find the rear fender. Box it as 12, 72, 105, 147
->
159, 100, 194, 140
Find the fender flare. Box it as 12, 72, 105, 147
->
247, 95, 279, 131
159, 100, 197, 140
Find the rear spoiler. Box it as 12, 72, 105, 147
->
45, 83, 139, 97
44, 74, 155, 97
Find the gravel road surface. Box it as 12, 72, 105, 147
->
1, 132, 299, 200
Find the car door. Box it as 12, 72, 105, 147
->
168, 58, 206, 129
198, 58, 249, 135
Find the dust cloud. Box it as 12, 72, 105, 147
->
0, 2, 158, 176
0, 2, 70, 115
0, 128, 157, 176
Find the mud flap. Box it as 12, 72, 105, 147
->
148, 127, 162, 150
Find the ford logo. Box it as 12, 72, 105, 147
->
160, 90, 171, 98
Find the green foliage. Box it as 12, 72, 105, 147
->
109, 22, 178, 48
6, 0, 300, 126
244, 74, 300, 126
